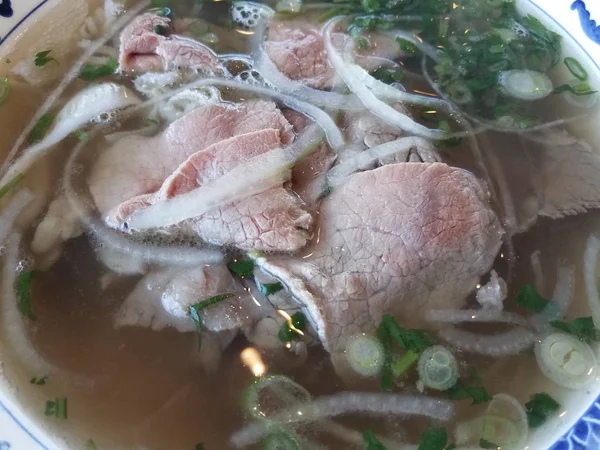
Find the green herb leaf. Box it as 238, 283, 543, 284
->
445, 380, 492, 405
277, 311, 308, 342
515, 284, 549, 313
28, 113, 55, 144
376, 321, 394, 391
150, 0, 170, 7
396, 37, 418, 55
380, 314, 432, 353
194, 444, 204, 450
479, 439, 500, 449
553, 82, 597, 96
550, 316, 600, 343
17, 271, 36, 320
34, 50, 56, 67
228, 258, 255, 279
417, 426, 449, 450
0, 77, 9, 106
258, 282, 283, 296
364, 429, 387, 450
30, 375, 49, 386
86, 439, 98, 450
73, 130, 89, 143
190, 293, 235, 342
44, 397, 68, 419
525, 392, 560, 428
79, 59, 118, 81
0, 173, 24, 199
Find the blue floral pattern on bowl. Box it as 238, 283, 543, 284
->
0, 0, 600, 448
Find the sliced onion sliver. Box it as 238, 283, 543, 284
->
231, 392, 454, 447
529, 265, 575, 331
498, 69, 553, 101
438, 326, 536, 356
584, 234, 600, 329
535, 332, 597, 390
323, 20, 446, 140
347, 63, 450, 110
425, 309, 529, 327
126, 126, 323, 230
254, 48, 363, 111
0, 189, 34, 245
327, 136, 435, 185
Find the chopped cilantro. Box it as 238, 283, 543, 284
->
0, 173, 24, 199
417, 426, 453, 450
277, 311, 307, 342
525, 392, 560, 428
258, 282, 283, 296
30, 375, 49, 386
479, 439, 500, 449
34, 50, 55, 67
363, 429, 387, 449
86, 439, 98, 450
371, 66, 405, 85
17, 271, 36, 320
79, 59, 118, 81
228, 258, 255, 279
44, 397, 68, 419
28, 113, 55, 144
515, 284, 549, 313
550, 316, 600, 343
445, 380, 492, 405
380, 314, 432, 352
73, 130, 89, 143
0, 77, 9, 106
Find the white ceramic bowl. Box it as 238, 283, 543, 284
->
1, 0, 600, 448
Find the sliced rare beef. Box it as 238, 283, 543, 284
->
255, 162, 503, 376
89, 100, 294, 220
116, 128, 313, 252
119, 12, 220, 73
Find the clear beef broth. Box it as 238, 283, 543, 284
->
1, 0, 600, 448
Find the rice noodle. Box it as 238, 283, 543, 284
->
0, 189, 34, 245
530, 265, 575, 330
0, 0, 149, 177
230, 392, 454, 447
63, 138, 224, 267
254, 48, 363, 110
425, 309, 529, 327
327, 136, 436, 185
126, 125, 324, 230
530, 250, 544, 294
323, 19, 446, 140
438, 326, 536, 356
584, 235, 600, 329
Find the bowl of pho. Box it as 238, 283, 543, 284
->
1, 0, 600, 448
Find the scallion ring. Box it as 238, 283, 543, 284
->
345, 334, 385, 377
245, 375, 311, 421
417, 345, 459, 391
498, 69, 553, 101
564, 57, 588, 81
446, 82, 473, 105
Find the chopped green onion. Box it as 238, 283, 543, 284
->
0, 77, 9, 106
553, 82, 597, 96
189, 293, 235, 341
417, 345, 459, 391
515, 284, 549, 313
0, 173, 24, 199
376, 321, 394, 391
391, 349, 418, 377
277, 311, 307, 342
262, 431, 301, 450
86, 439, 98, 450
30, 375, 49, 386
150, 0, 170, 7
535, 332, 597, 389
363, 429, 387, 449
417, 426, 451, 450
550, 316, 600, 343
17, 271, 36, 320
34, 50, 55, 67
259, 282, 283, 296
79, 59, 118, 81
445, 380, 492, 405
395, 37, 418, 55
446, 82, 473, 105
73, 130, 89, 143
498, 69, 553, 101
479, 394, 528, 448
198, 32, 219, 48
525, 392, 560, 428
345, 334, 385, 377
246, 375, 311, 420
228, 258, 255, 279
564, 57, 588, 81
28, 113, 55, 144
44, 397, 68, 419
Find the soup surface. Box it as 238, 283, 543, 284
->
1, 0, 600, 449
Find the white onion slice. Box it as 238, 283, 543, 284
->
0, 189, 34, 245
438, 326, 536, 356
584, 234, 600, 329
323, 20, 446, 140
254, 48, 363, 110
530, 265, 575, 331
498, 69, 553, 101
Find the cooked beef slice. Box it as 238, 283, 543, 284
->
116, 129, 313, 252
255, 162, 503, 375
89, 100, 294, 220
119, 12, 219, 73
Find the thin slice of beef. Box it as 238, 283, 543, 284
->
116, 128, 313, 252
89, 100, 294, 220
255, 162, 503, 376
119, 12, 220, 73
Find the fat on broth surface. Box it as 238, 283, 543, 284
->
1, 0, 600, 448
